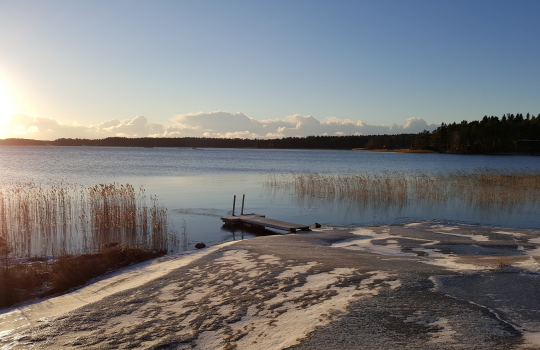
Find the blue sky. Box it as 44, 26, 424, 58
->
1, 0, 539, 139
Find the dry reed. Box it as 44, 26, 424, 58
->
263, 168, 540, 206
497, 257, 512, 268
0, 183, 179, 309
0, 183, 178, 264
0, 246, 163, 308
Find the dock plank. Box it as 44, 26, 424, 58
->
221, 214, 310, 232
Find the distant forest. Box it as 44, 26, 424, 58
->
415, 113, 540, 153
0, 134, 417, 150
1, 113, 539, 154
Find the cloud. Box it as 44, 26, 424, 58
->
1, 114, 167, 139
1, 112, 439, 140
172, 111, 438, 138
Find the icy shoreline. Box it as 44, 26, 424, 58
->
0, 241, 238, 336
1, 222, 539, 349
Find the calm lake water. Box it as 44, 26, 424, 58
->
1, 146, 539, 250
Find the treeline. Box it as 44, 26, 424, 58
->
415, 113, 540, 153
0, 134, 416, 150
2, 113, 539, 153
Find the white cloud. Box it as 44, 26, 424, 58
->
1, 112, 439, 140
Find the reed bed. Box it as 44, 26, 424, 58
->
0, 182, 179, 309
0, 246, 164, 308
0, 182, 178, 264
263, 168, 540, 206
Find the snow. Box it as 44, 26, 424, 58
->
494, 231, 525, 237
434, 231, 490, 242
0, 241, 238, 335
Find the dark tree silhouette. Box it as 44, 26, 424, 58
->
2, 112, 539, 154
415, 112, 540, 153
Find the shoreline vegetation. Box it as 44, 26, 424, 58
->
0, 183, 179, 309
0, 247, 163, 309
1, 113, 539, 154
264, 168, 540, 206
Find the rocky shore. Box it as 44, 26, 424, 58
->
1, 222, 539, 349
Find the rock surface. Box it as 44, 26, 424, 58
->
1, 222, 540, 349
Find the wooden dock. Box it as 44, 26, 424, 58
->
222, 194, 311, 233
221, 214, 311, 233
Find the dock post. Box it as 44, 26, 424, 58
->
241, 194, 245, 215
232, 195, 236, 216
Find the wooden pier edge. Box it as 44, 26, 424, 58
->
221, 214, 311, 233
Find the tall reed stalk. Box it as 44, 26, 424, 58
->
263, 168, 540, 206
0, 183, 178, 266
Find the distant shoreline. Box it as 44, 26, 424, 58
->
0, 143, 538, 155
352, 148, 437, 153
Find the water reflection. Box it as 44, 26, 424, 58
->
220, 224, 279, 240
261, 185, 538, 229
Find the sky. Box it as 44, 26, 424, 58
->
0, 0, 539, 140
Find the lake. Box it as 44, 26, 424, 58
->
0, 146, 539, 251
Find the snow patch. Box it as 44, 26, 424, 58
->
276, 262, 319, 279
0, 241, 238, 334
523, 331, 540, 348
430, 225, 459, 231
351, 228, 375, 236
525, 247, 540, 257
421, 256, 487, 271
494, 231, 525, 238
434, 231, 490, 242
333, 234, 414, 256
224, 270, 399, 349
